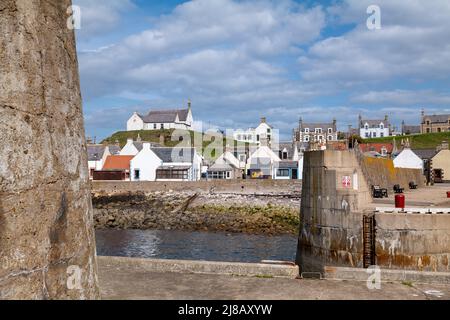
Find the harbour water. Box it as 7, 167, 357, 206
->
96, 229, 297, 263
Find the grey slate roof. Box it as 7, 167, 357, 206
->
402, 125, 420, 134
422, 114, 450, 123
87, 145, 106, 161
208, 163, 234, 172
133, 142, 162, 152
108, 145, 121, 155
152, 147, 195, 163
412, 149, 437, 160
277, 161, 299, 169
300, 123, 336, 131
140, 109, 189, 123
360, 119, 389, 128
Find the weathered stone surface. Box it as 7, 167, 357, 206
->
0, 0, 99, 299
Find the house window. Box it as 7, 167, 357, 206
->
256, 135, 260, 141
380, 124, 384, 129
380, 133, 384, 137
373, 133, 377, 138
328, 128, 332, 134
208, 171, 228, 180
365, 133, 369, 138
304, 135, 310, 142
315, 128, 322, 134
267, 129, 271, 133
426, 120, 430, 125
282, 152, 288, 160
365, 124, 369, 129
154, 124, 157, 129
305, 128, 310, 134
438, 128, 442, 133
134, 169, 140, 180
318, 135, 324, 142
237, 135, 241, 140
156, 169, 189, 180
161, 124, 164, 129
239, 154, 246, 162
328, 135, 333, 141
426, 128, 430, 133
277, 169, 290, 177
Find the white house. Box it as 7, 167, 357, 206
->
393, 148, 423, 170
359, 115, 390, 139
127, 102, 194, 131
233, 117, 274, 146
207, 151, 243, 180
246, 146, 281, 179
273, 142, 303, 180
130, 144, 202, 181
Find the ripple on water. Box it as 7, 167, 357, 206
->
95, 229, 298, 263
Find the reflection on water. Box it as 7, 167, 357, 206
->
96, 229, 298, 263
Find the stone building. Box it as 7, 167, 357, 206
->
293, 118, 338, 144
420, 111, 450, 133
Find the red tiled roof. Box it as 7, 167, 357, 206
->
359, 143, 394, 154
102, 155, 134, 171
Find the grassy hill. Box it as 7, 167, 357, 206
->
101, 129, 253, 160
364, 132, 450, 149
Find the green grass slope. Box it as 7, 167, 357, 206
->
364, 132, 450, 149
101, 129, 253, 160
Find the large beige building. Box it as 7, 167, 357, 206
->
431, 149, 450, 182
421, 112, 450, 134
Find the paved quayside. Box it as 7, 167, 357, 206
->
98, 257, 449, 300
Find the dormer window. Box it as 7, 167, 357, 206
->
328, 128, 332, 134
315, 128, 322, 134
365, 124, 369, 129
304, 128, 309, 134
426, 120, 430, 125
380, 124, 384, 129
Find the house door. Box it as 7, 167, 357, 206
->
292, 169, 298, 180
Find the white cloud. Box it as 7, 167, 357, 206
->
352, 90, 450, 105
300, 0, 450, 86
73, 0, 135, 38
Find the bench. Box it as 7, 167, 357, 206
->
393, 184, 404, 194
409, 181, 418, 189
372, 185, 388, 198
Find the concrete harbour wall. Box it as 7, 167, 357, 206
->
296, 150, 450, 273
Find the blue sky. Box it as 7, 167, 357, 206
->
73, 0, 450, 141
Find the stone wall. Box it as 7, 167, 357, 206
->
92, 180, 302, 196
375, 213, 450, 272
0, 1, 99, 299
296, 150, 450, 273
360, 156, 425, 190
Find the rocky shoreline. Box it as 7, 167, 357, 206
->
92, 191, 300, 235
